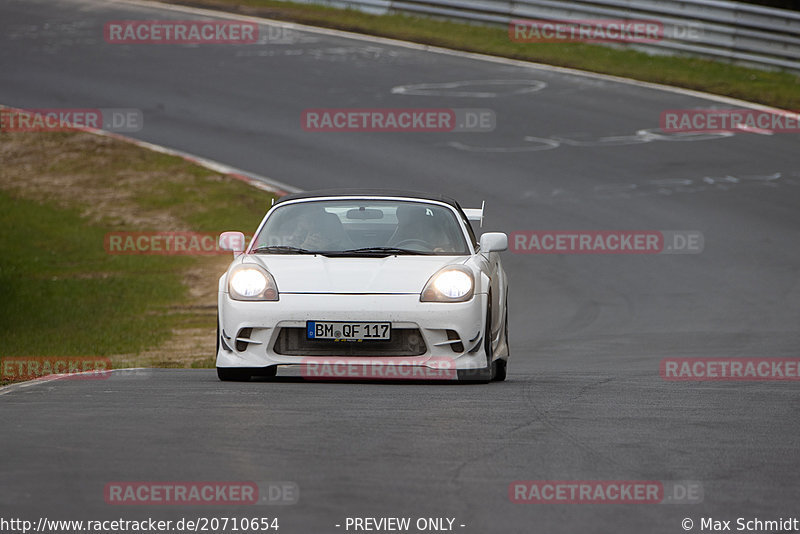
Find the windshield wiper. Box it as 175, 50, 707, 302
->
325, 247, 427, 256
251, 246, 317, 254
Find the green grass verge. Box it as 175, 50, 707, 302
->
0, 130, 275, 383
0, 191, 188, 356
171, 0, 800, 109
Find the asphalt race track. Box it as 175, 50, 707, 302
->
1, 0, 799, 532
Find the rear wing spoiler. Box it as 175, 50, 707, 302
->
463, 201, 485, 228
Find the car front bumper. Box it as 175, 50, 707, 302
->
216, 292, 489, 373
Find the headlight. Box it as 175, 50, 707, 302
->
228, 265, 279, 301
420, 266, 474, 302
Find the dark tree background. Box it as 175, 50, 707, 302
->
741, 0, 799, 10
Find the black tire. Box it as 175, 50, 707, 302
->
492, 308, 508, 382
493, 359, 507, 381
217, 366, 277, 381
252, 366, 278, 379
504, 295, 510, 357
217, 367, 252, 381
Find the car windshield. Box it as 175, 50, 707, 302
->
251, 199, 470, 255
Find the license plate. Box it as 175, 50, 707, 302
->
306, 321, 391, 341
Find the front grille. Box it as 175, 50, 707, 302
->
273, 328, 427, 357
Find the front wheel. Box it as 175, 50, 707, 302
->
217, 367, 252, 382
492, 310, 509, 382
217, 366, 278, 382
493, 359, 507, 381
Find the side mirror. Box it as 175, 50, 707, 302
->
219, 231, 246, 257
479, 232, 508, 253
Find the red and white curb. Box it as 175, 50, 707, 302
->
0, 368, 153, 396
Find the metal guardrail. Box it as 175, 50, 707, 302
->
296, 0, 800, 73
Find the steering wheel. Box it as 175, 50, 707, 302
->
392, 239, 433, 251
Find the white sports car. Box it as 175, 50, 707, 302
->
216, 190, 509, 383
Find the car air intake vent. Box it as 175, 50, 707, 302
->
274, 328, 426, 356
236, 328, 254, 352
446, 330, 464, 353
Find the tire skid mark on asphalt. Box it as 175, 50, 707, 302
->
551, 300, 604, 338
519, 376, 626, 467
447, 375, 625, 488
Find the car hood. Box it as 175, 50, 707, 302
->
243, 255, 466, 294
